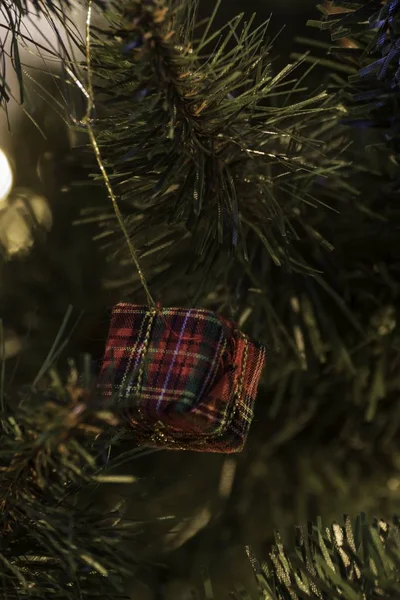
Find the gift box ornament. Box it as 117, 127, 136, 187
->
98, 303, 266, 453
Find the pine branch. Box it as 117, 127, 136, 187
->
0, 0, 107, 109
0, 364, 142, 598
310, 1, 400, 189
9, 0, 71, 12
0, 0, 71, 107
80, 0, 345, 275
250, 514, 400, 600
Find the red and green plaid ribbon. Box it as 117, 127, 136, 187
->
98, 304, 266, 453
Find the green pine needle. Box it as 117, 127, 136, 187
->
0, 363, 141, 598
77, 0, 345, 270
250, 515, 400, 600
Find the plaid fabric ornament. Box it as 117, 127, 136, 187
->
98, 304, 266, 453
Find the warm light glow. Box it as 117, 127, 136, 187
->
0, 190, 53, 258
0, 149, 13, 205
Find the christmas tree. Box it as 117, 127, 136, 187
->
0, 0, 399, 598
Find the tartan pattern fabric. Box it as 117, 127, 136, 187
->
98, 303, 266, 453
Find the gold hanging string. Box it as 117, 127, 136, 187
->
82, 0, 156, 308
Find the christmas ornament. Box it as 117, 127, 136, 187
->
98, 303, 266, 453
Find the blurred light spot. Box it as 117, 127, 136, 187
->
388, 478, 400, 491
0, 205, 33, 255
294, 325, 307, 370
0, 189, 52, 257
219, 458, 237, 499
238, 307, 252, 327
371, 305, 396, 336
165, 507, 212, 550
0, 329, 23, 359
0, 149, 13, 205
29, 193, 53, 231
290, 296, 300, 313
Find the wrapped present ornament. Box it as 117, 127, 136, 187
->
98, 303, 266, 453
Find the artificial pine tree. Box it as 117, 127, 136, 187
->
0, 0, 399, 598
